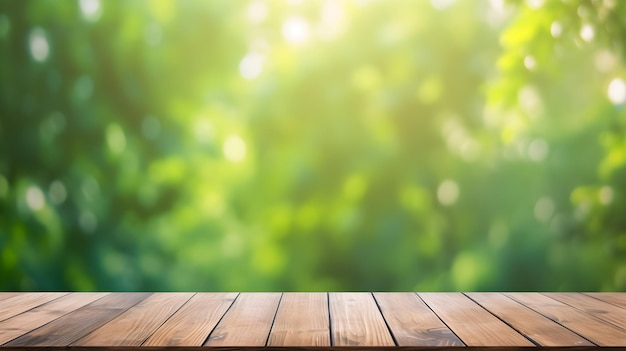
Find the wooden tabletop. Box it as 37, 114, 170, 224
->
0, 292, 625, 350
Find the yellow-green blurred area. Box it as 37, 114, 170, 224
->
1, 0, 626, 292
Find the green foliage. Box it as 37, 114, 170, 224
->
0, 0, 625, 291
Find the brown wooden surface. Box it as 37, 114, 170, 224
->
268, 293, 330, 347
0, 294, 19, 303
0, 293, 107, 345
544, 292, 626, 330
143, 293, 237, 347
6, 293, 150, 347
466, 292, 593, 347
0, 292, 625, 349
584, 292, 626, 309
204, 292, 281, 347
73, 293, 192, 346
419, 293, 534, 347
0, 293, 66, 323
506, 292, 626, 347
329, 293, 395, 346
374, 292, 463, 347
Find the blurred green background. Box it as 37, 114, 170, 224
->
1, 0, 626, 292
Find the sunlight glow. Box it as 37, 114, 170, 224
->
599, 186, 614, 205
550, 21, 562, 38
528, 139, 549, 162
247, 1, 268, 24
318, 1, 345, 40
239, 52, 264, 80
223, 135, 247, 163
26, 186, 45, 211
485, 0, 507, 27
595, 50, 618, 73
437, 179, 459, 206
526, 0, 543, 9
282, 17, 310, 44
518, 86, 543, 116
431, 0, 455, 10
580, 24, 594, 42
29, 28, 49, 62
608, 78, 626, 105
523, 55, 536, 71
79, 0, 102, 22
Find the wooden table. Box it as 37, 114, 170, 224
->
0, 292, 625, 350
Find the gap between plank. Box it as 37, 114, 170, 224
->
138, 293, 197, 346
326, 292, 333, 347
198, 292, 240, 346
263, 293, 284, 347
0, 293, 110, 346
581, 293, 626, 310
0, 293, 69, 324
413, 293, 466, 347
501, 293, 597, 346
70, 293, 153, 345
370, 293, 398, 347
462, 292, 541, 347
539, 293, 626, 332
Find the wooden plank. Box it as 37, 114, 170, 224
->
268, 293, 330, 347
5, 292, 150, 346
0, 292, 66, 322
0, 293, 19, 302
143, 293, 237, 346
506, 292, 626, 346
0, 293, 107, 345
374, 292, 463, 347
204, 293, 282, 347
329, 292, 395, 346
419, 292, 533, 346
73, 293, 192, 346
584, 292, 626, 309
544, 292, 626, 330
467, 292, 593, 347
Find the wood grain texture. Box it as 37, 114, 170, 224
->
467, 293, 593, 347
373, 292, 463, 347
0, 293, 66, 323
73, 293, 192, 346
419, 293, 534, 347
0, 293, 19, 302
329, 292, 395, 347
584, 292, 626, 309
0, 292, 625, 349
506, 292, 626, 346
544, 292, 626, 330
268, 293, 330, 347
0, 293, 107, 345
204, 293, 282, 347
143, 293, 237, 346
5, 292, 150, 346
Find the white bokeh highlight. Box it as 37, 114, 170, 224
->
223, 135, 247, 163
29, 28, 49, 62
437, 179, 459, 206
282, 17, 310, 44
608, 78, 626, 105
239, 52, 264, 80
